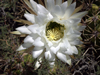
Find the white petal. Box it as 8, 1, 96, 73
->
46, 0, 55, 11
73, 30, 82, 35
37, 4, 49, 14
51, 5, 63, 17
67, 34, 80, 42
66, 27, 74, 35
64, 2, 76, 19
29, 33, 39, 40
16, 26, 31, 34
71, 46, 78, 54
55, 0, 62, 5
60, 38, 77, 55
64, 48, 73, 55
35, 12, 47, 25
70, 11, 88, 19
76, 26, 86, 31
30, 0, 37, 13
67, 18, 81, 24
67, 29, 81, 36
65, 46, 78, 55
45, 51, 55, 61
24, 35, 34, 43
66, 55, 71, 65
57, 52, 71, 65
50, 43, 61, 54
63, 38, 71, 48
47, 41, 53, 47
24, 13, 35, 23
57, 52, 66, 63
49, 61, 55, 68
27, 24, 39, 34
60, 1, 68, 15
23, 42, 33, 48
17, 45, 26, 51
38, 26, 46, 35
32, 47, 44, 58
45, 51, 52, 60
68, 0, 72, 6
60, 42, 73, 55
69, 39, 82, 45
33, 37, 44, 47
32, 50, 43, 58
34, 58, 42, 70
47, 13, 53, 21
43, 33, 53, 47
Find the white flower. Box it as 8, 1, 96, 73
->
13, 0, 87, 69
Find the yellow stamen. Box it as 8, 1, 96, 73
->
46, 22, 65, 41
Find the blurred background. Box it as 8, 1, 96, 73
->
0, 0, 100, 75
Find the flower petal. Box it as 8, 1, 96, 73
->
69, 39, 83, 45
32, 50, 43, 58
63, 38, 71, 48
55, 0, 62, 5
45, 50, 55, 61
67, 18, 81, 24
51, 5, 63, 17
60, 38, 78, 55
34, 57, 42, 70
57, 52, 71, 65
73, 30, 82, 35
46, 0, 55, 11
24, 13, 35, 23
29, 33, 39, 40
37, 4, 49, 14
67, 34, 80, 42
47, 41, 53, 47
16, 26, 31, 34
50, 43, 61, 54
22, 42, 33, 48
47, 13, 53, 21
32, 47, 44, 58
35, 12, 47, 25
30, 0, 37, 13
70, 11, 88, 19
33, 37, 44, 47
64, 46, 78, 55
71, 46, 78, 54
17, 45, 26, 51
76, 26, 86, 31
60, 42, 73, 55
27, 24, 39, 34
64, 2, 76, 19
49, 61, 55, 68
33, 46, 44, 51
66, 55, 71, 65
60, 1, 68, 15
68, 0, 72, 6
24, 35, 34, 43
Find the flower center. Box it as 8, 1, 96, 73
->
46, 21, 65, 41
